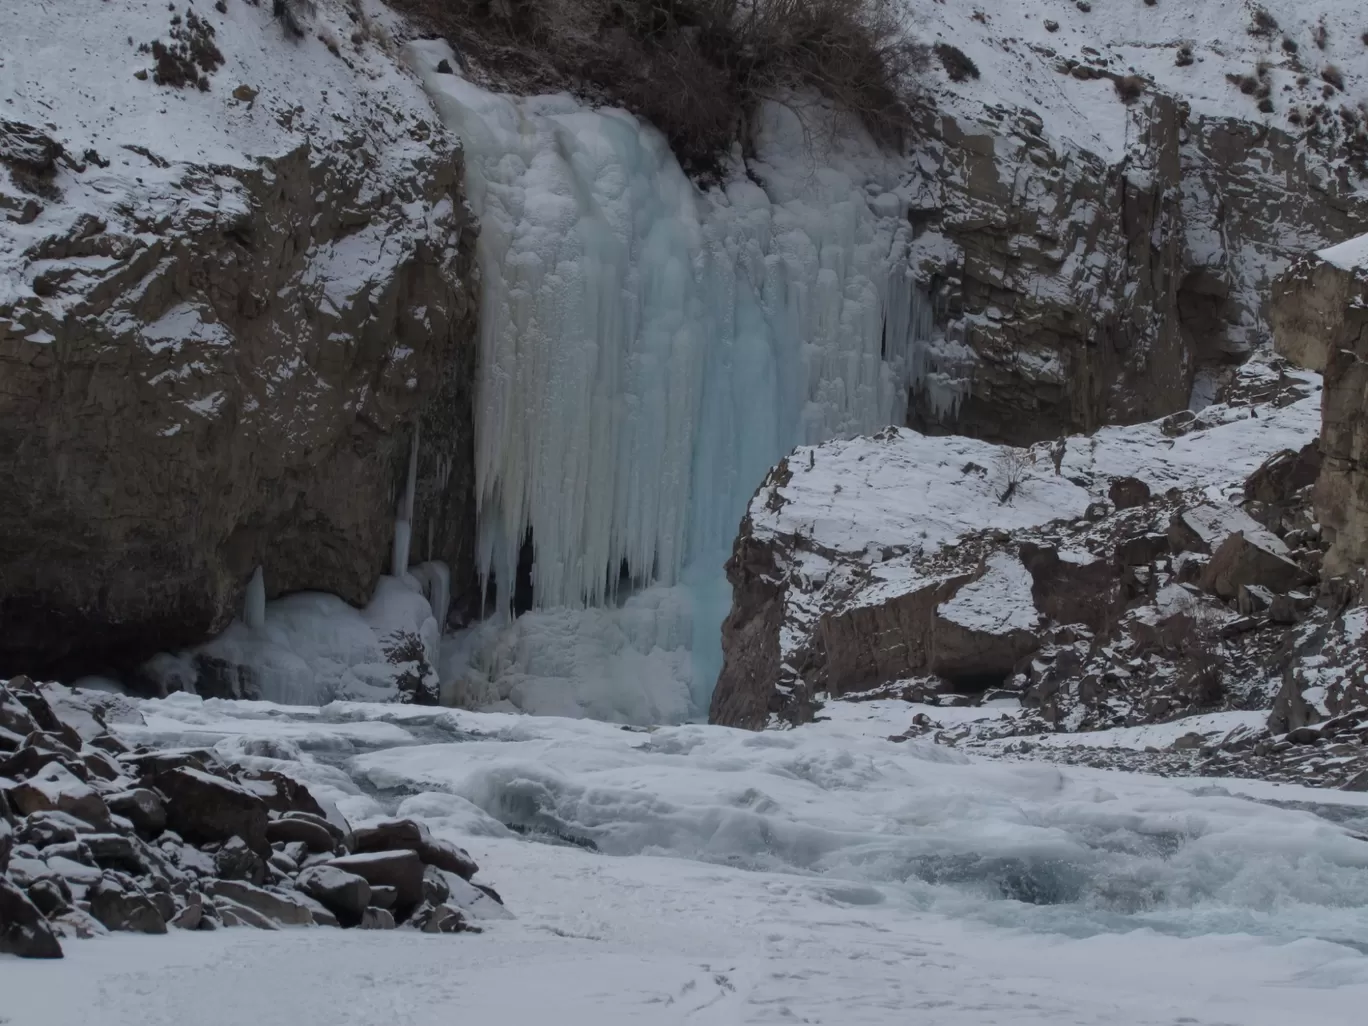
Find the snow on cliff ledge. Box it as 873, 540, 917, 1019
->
0, 0, 444, 310
749, 365, 1322, 570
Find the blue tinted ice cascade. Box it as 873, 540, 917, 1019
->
408, 41, 934, 720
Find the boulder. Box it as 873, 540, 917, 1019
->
88, 873, 167, 934
214, 836, 266, 884
0, 737, 86, 783
265, 815, 336, 853
1198, 531, 1314, 600
0, 875, 64, 958
119, 748, 219, 779
1244, 444, 1321, 505
204, 880, 314, 926
325, 850, 425, 918
24, 877, 71, 917
295, 864, 371, 926
170, 892, 204, 931
237, 770, 327, 818
213, 897, 279, 930
0, 813, 11, 873
3, 761, 111, 829
1168, 503, 1282, 556
154, 767, 269, 854
106, 788, 167, 838
352, 817, 479, 880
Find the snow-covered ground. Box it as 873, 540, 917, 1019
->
5, 694, 1366, 1024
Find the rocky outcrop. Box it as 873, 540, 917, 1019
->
0, 1, 478, 679
0, 675, 501, 956
905, 95, 1190, 444
902, 61, 1368, 447
711, 377, 1333, 734
1271, 236, 1368, 572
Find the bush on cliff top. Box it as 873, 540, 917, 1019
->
393, 0, 924, 173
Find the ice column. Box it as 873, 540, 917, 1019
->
243, 566, 266, 631
391, 425, 420, 578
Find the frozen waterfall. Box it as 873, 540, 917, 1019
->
408, 41, 935, 720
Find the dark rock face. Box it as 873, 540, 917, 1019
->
325, 850, 426, 919
710, 508, 795, 731
296, 865, 372, 927
1272, 251, 1368, 573
106, 788, 167, 839
351, 817, 479, 881
154, 768, 269, 855
88, 874, 168, 935
0, 875, 64, 958
0, 84, 478, 681
906, 101, 1368, 447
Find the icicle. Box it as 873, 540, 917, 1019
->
243, 566, 266, 630
392, 424, 420, 578
413, 560, 451, 633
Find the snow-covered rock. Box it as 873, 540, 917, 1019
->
710, 366, 1331, 730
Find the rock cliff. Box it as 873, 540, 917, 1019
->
899, 1, 1368, 443
0, 0, 478, 678
1273, 234, 1368, 572
709, 363, 1328, 729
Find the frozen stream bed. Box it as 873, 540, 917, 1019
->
4, 694, 1368, 1025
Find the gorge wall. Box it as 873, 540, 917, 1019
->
0, 1, 478, 679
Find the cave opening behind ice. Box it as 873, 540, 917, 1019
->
409, 41, 964, 723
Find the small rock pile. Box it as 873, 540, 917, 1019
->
1, 676, 502, 959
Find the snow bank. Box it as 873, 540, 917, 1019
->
754, 370, 1321, 563
1320, 232, 1368, 271
904, 0, 1368, 166
146, 573, 444, 706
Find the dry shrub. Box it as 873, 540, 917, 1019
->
393, 0, 925, 173
934, 42, 979, 83
1114, 74, 1145, 104
1248, 6, 1278, 36
1322, 64, 1345, 91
